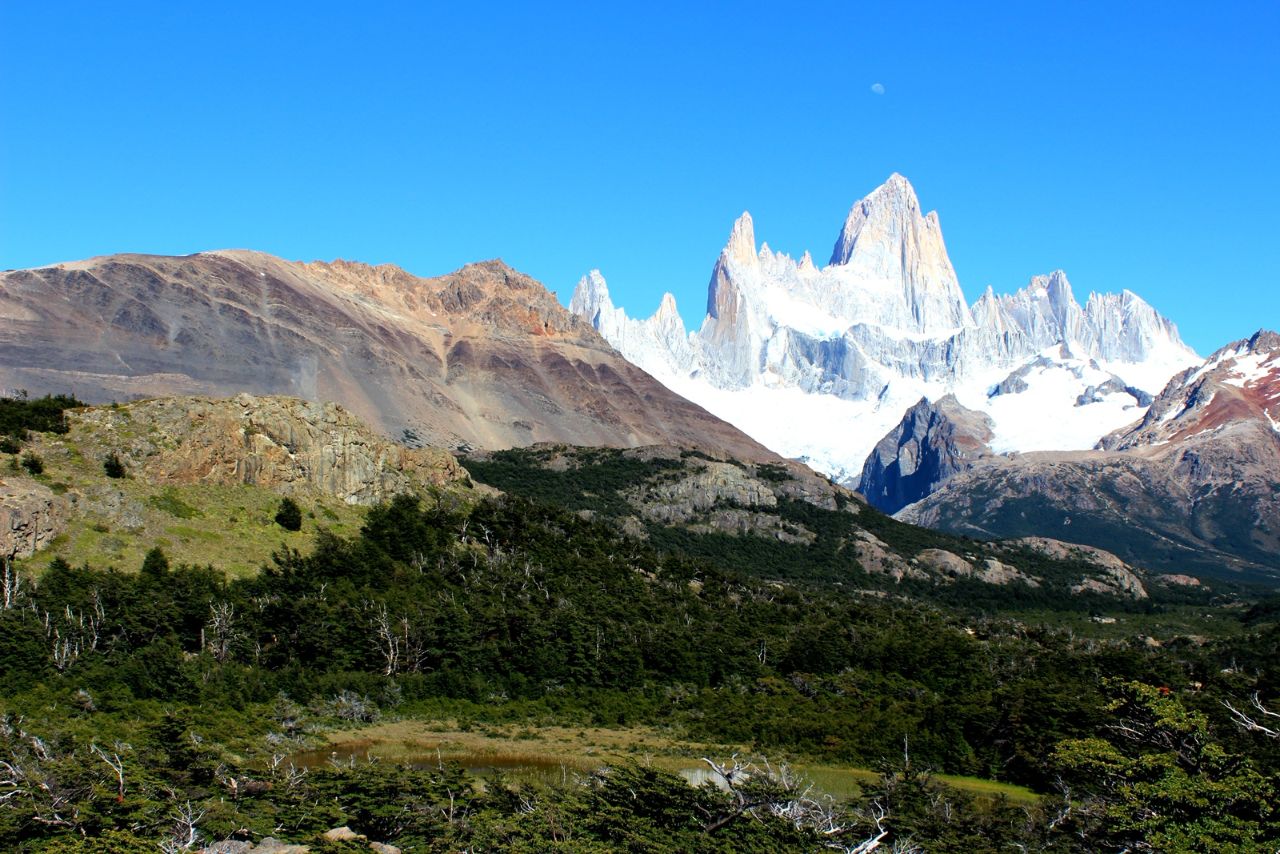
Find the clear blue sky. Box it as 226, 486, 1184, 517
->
2, 2, 1276, 354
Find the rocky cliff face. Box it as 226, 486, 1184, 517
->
72, 394, 468, 505
0, 251, 776, 464
571, 174, 1198, 482
0, 479, 64, 559
898, 332, 1280, 582
857, 395, 993, 514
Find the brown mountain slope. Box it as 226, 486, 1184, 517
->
0, 250, 776, 461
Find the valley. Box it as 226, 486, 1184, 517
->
0, 391, 1275, 851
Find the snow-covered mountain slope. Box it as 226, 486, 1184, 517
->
1101, 330, 1280, 450
571, 174, 1200, 482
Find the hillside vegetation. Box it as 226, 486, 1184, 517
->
4, 394, 471, 577
0, 396, 1277, 851
461, 445, 1219, 612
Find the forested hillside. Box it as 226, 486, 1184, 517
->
2, 489, 1278, 851
0, 399, 1277, 851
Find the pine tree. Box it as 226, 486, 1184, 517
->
275, 497, 302, 531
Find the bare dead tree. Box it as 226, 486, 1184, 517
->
0, 724, 89, 831
2, 558, 23, 610
205, 601, 238, 662
368, 601, 427, 675
267, 752, 307, 792
0, 757, 23, 806
88, 742, 127, 803
1223, 693, 1280, 739
159, 800, 206, 852
697, 754, 908, 852
43, 594, 105, 672
370, 601, 400, 675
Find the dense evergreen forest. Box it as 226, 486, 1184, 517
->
0, 398, 1278, 851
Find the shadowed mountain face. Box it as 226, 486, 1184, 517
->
0, 250, 777, 461
857, 395, 994, 514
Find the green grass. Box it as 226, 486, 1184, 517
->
148, 488, 203, 518
15, 429, 367, 578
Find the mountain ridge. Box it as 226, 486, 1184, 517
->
897, 329, 1280, 582
0, 249, 778, 463
572, 174, 1198, 481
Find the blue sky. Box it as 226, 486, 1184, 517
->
2, 2, 1276, 354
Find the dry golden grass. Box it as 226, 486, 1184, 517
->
302, 719, 1039, 803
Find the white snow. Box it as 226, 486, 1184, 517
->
759, 286, 849, 339
1222, 350, 1280, 388
651, 368, 932, 483
981, 365, 1138, 454
1098, 339, 1200, 395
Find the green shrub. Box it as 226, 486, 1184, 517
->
19, 451, 43, 475
275, 497, 303, 531
104, 451, 126, 478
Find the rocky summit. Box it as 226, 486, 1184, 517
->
0, 251, 775, 463
572, 174, 1198, 482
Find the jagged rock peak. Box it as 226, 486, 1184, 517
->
654, 292, 680, 321
1031, 269, 1075, 303
569, 269, 613, 321
724, 212, 758, 267
830, 172, 925, 266
825, 173, 970, 332
1247, 328, 1280, 353
858, 394, 994, 514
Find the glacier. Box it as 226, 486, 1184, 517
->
571, 174, 1200, 483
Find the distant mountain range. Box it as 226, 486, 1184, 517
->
1, 184, 1274, 584
571, 174, 1199, 482
570, 175, 1278, 581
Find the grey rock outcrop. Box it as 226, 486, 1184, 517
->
625, 459, 817, 543
857, 395, 993, 513
0, 479, 65, 558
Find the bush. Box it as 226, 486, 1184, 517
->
103, 450, 128, 478
275, 497, 303, 531
0, 435, 21, 454
19, 451, 43, 475
103, 451, 126, 478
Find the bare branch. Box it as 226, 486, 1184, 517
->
1223, 693, 1280, 739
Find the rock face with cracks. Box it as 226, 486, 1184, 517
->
73, 394, 467, 505
0, 479, 64, 559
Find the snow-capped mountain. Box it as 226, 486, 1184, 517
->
571, 174, 1200, 482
